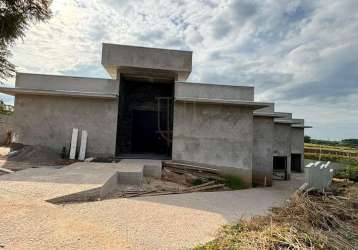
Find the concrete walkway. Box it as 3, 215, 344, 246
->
0, 163, 304, 249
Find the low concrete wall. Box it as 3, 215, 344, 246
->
16, 73, 119, 94
291, 127, 304, 172
253, 116, 274, 186
175, 82, 254, 101
172, 102, 253, 185
12, 95, 118, 158
0, 114, 12, 145
274, 123, 292, 178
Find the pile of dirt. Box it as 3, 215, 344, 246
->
6, 145, 73, 166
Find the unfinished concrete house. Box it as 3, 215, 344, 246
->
252, 104, 286, 186
0, 43, 310, 186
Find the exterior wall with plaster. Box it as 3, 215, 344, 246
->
175, 82, 254, 101
253, 116, 274, 186
12, 95, 118, 158
273, 123, 292, 178
172, 101, 254, 185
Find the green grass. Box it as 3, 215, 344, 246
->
305, 143, 358, 154
223, 175, 245, 190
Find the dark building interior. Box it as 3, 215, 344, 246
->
291, 153, 302, 172
116, 75, 174, 158
273, 156, 288, 180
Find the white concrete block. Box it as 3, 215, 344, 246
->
69, 128, 78, 160
78, 130, 88, 161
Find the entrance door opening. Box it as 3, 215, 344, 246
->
116, 75, 174, 159
291, 154, 302, 172
273, 156, 288, 180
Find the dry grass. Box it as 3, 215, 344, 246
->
195, 181, 358, 250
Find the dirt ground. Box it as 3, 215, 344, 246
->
0, 165, 306, 250
0, 145, 74, 171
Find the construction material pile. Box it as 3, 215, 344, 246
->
5, 145, 74, 169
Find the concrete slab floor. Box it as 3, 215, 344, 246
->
0, 168, 305, 250
0, 161, 147, 200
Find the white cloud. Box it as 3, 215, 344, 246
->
3, 0, 358, 140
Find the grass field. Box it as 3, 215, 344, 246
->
304, 143, 358, 181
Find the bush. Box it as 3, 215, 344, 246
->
223, 175, 245, 190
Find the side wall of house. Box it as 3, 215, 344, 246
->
273, 123, 292, 179
12, 95, 118, 158
172, 102, 253, 186
291, 127, 305, 172
253, 116, 274, 186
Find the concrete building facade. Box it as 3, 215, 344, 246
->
0, 43, 310, 186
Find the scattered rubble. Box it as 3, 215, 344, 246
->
0, 144, 76, 172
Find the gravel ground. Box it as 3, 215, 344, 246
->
0, 190, 132, 249
0, 167, 304, 249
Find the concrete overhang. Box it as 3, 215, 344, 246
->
274, 118, 301, 124
291, 124, 313, 128
253, 112, 288, 118
175, 97, 270, 110
0, 87, 117, 99
101, 43, 192, 81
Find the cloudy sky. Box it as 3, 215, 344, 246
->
3, 0, 358, 140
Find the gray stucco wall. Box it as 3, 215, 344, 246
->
291, 127, 304, 172
175, 82, 254, 101
12, 95, 118, 158
273, 123, 292, 178
253, 116, 274, 186
172, 102, 253, 185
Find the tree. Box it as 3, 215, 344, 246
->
0, 0, 51, 80
304, 135, 311, 143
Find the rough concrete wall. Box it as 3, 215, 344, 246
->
253, 117, 274, 186
273, 123, 292, 178
12, 95, 118, 158
0, 114, 12, 145
172, 102, 253, 185
291, 127, 304, 172
16, 73, 119, 94
175, 82, 254, 101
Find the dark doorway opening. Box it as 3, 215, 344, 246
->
131, 110, 170, 154
291, 154, 302, 172
273, 156, 288, 180
116, 75, 174, 158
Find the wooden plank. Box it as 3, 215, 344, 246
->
78, 130, 88, 161
164, 161, 220, 174
0, 167, 14, 174
69, 128, 78, 160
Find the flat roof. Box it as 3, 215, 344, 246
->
101, 43, 192, 80
292, 124, 313, 128
274, 119, 302, 124
253, 112, 289, 118
175, 97, 270, 109
0, 87, 117, 99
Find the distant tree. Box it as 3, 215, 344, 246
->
341, 139, 358, 147
0, 0, 51, 80
0, 99, 13, 114
304, 135, 311, 143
